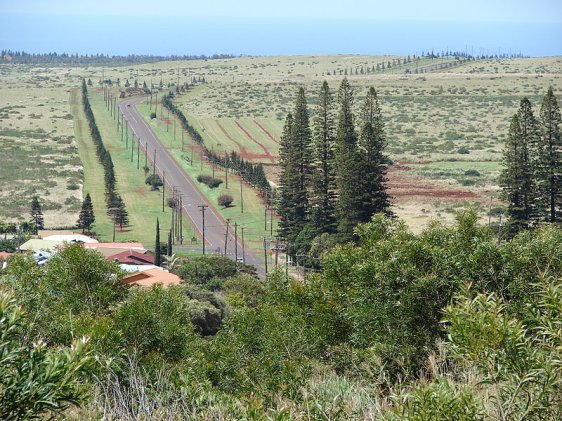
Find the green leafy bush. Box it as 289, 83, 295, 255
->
0, 291, 92, 420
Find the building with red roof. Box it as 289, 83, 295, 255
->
107, 249, 155, 265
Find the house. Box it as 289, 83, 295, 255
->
42, 234, 98, 244
18, 239, 65, 253
84, 242, 146, 257
107, 249, 154, 265
119, 264, 159, 273
122, 267, 182, 288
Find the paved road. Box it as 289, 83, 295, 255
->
119, 97, 266, 278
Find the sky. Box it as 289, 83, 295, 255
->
1, 0, 561, 56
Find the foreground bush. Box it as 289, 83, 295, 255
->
0, 291, 92, 420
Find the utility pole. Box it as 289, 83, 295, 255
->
170, 189, 175, 242
130, 133, 134, 162
125, 120, 128, 149
198, 205, 208, 255
179, 195, 183, 244
162, 171, 166, 212
263, 237, 268, 275
240, 177, 244, 213
241, 226, 246, 264
224, 219, 230, 257
137, 138, 140, 169
225, 154, 228, 188
234, 222, 238, 262
153, 149, 156, 175
270, 206, 273, 236
264, 202, 268, 231
155, 92, 158, 115
211, 145, 215, 178
275, 238, 279, 267
145, 141, 148, 170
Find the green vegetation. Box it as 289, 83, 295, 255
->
0, 291, 92, 420
2, 212, 561, 419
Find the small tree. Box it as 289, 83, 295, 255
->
218, 194, 234, 208
76, 193, 95, 233
30, 196, 44, 232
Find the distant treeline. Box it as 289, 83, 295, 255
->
161, 92, 271, 196
1, 50, 238, 66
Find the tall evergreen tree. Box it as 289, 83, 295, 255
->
359, 87, 392, 218
30, 196, 44, 232
334, 78, 365, 240
537, 87, 562, 222
103, 152, 116, 194
277, 114, 299, 242
500, 98, 540, 232
277, 89, 312, 245
310, 81, 337, 235
111, 195, 129, 229
292, 87, 312, 198
77, 193, 95, 233
155, 218, 162, 267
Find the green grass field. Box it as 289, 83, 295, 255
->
136, 102, 278, 253
83, 91, 196, 246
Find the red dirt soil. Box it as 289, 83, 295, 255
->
252, 120, 280, 145
234, 121, 277, 164
388, 167, 482, 202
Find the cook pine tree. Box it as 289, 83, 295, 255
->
359, 87, 391, 218
77, 193, 95, 233
309, 81, 337, 235
500, 98, 540, 232
277, 88, 312, 244
334, 78, 367, 241
537, 87, 562, 222
30, 196, 44, 233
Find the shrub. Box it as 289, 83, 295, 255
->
197, 174, 222, 188
218, 194, 234, 208
0, 291, 92, 420
457, 146, 470, 154
173, 255, 256, 290
150, 112, 157, 119
464, 169, 480, 176
145, 174, 163, 190
112, 285, 201, 361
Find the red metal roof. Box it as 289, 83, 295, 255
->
107, 249, 155, 265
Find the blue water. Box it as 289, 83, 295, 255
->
1, 14, 560, 57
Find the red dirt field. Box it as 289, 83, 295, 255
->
234, 121, 277, 163
387, 167, 483, 202
252, 120, 280, 145
215, 120, 276, 161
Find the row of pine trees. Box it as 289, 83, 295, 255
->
81, 79, 129, 229
277, 79, 391, 254
501, 87, 561, 233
